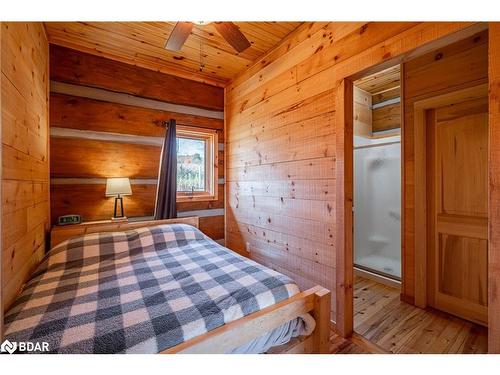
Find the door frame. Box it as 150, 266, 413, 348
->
336, 66, 405, 339
413, 83, 489, 308
335, 79, 355, 337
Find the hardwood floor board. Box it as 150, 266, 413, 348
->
401, 313, 449, 353
455, 323, 489, 354
365, 301, 426, 350
329, 330, 370, 354
352, 276, 488, 354
354, 296, 397, 330
448, 322, 475, 353
354, 283, 398, 327
356, 292, 417, 339
350, 333, 389, 354
429, 316, 468, 353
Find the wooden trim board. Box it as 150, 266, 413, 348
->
50, 217, 199, 248
399, 62, 407, 305
354, 267, 401, 290
335, 79, 354, 338
489, 23, 500, 354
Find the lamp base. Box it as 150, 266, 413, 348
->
112, 195, 127, 221
111, 216, 128, 222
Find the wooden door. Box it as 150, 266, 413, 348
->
426, 93, 488, 326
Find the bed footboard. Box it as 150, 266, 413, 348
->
162, 286, 331, 354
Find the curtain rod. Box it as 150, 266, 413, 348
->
158, 119, 176, 127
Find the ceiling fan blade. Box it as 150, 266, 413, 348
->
165, 22, 193, 51
214, 22, 251, 53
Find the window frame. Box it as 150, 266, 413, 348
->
176, 126, 218, 202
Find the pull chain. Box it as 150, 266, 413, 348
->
199, 37, 205, 72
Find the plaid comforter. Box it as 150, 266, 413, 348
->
4, 224, 300, 353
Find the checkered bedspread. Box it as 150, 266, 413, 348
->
3, 224, 300, 353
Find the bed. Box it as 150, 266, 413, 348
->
3, 218, 330, 354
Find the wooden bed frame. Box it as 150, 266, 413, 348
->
49, 217, 331, 354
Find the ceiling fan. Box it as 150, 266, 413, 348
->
165, 22, 251, 53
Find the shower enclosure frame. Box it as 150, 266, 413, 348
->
335, 64, 405, 339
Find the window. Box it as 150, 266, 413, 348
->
177, 137, 206, 192
176, 127, 218, 202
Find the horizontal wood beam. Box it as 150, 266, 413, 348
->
50, 127, 224, 151
50, 137, 161, 178
50, 177, 225, 185
50, 93, 224, 137
50, 45, 224, 110
51, 81, 224, 120
51, 127, 163, 146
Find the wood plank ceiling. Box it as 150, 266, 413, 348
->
44, 22, 302, 86
354, 64, 401, 96
353, 64, 402, 132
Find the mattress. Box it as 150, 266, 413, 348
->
3, 223, 313, 353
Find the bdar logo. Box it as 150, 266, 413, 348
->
1, 339, 17, 354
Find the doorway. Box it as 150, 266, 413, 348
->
351, 64, 404, 341
347, 72, 489, 354
335, 26, 490, 354
413, 84, 489, 326
352, 65, 402, 284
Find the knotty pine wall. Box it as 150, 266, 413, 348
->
402, 30, 488, 303
1, 23, 50, 321
49, 45, 225, 241
224, 22, 487, 328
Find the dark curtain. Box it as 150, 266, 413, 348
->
154, 119, 177, 219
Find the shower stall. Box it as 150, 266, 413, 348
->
353, 135, 401, 279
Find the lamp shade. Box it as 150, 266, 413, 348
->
105, 178, 132, 197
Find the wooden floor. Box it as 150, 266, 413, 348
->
329, 331, 370, 354
330, 276, 488, 354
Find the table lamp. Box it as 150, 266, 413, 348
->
105, 177, 132, 221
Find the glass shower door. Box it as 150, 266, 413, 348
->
353, 137, 401, 279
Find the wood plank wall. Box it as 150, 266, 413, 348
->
372, 101, 401, 132
224, 21, 485, 331
488, 23, 500, 354
49, 45, 225, 242
402, 30, 488, 303
1, 23, 50, 317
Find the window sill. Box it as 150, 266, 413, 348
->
176, 194, 218, 203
